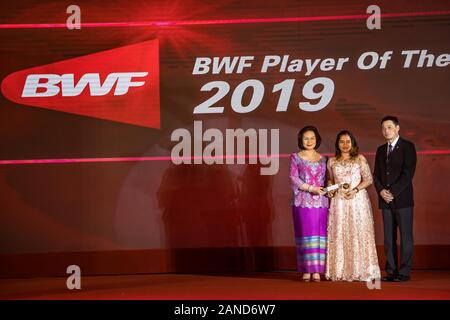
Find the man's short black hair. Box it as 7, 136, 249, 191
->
381, 115, 399, 126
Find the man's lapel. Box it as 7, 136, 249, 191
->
381, 143, 388, 165
392, 137, 402, 156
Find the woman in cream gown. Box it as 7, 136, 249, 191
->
325, 130, 381, 282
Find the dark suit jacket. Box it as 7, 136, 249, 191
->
373, 137, 417, 209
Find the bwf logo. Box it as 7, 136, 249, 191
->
22, 72, 149, 97
1, 40, 160, 128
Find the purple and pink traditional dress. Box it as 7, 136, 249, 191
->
289, 153, 329, 274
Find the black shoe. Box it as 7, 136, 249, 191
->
381, 275, 396, 282
394, 275, 411, 282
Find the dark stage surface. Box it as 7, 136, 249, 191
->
1, 270, 449, 300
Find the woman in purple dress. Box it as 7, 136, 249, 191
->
289, 126, 329, 282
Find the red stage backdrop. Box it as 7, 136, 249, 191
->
0, 0, 449, 277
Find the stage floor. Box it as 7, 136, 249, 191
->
1, 270, 449, 300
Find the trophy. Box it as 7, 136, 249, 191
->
324, 182, 350, 193
324, 184, 339, 193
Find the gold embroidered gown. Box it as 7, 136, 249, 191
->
325, 155, 381, 281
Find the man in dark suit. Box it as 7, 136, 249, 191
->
374, 116, 417, 282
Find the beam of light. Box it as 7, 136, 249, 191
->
0, 10, 449, 29
0, 150, 448, 165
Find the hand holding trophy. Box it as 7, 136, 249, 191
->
325, 182, 350, 198
342, 183, 358, 199
324, 183, 339, 198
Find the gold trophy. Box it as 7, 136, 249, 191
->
325, 183, 350, 198
341, 183, 351, 199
